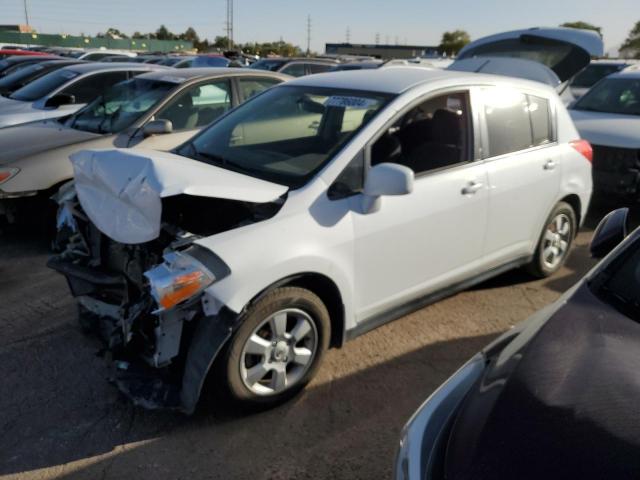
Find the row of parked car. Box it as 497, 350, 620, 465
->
2, 26, 639, 478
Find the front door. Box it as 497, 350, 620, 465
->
352, 90, 489, 321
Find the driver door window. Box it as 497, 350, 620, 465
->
370, 91, 472, 175
155, 80, 232, 131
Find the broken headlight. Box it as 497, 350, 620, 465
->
145, 251, 216, 312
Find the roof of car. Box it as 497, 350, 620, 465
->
611, 68, 640, 79
64, 62, 168, 74
590, 59, 639, 65
284, 66, 460, 93
137, 67, 291, 82
285, 65, 556, 95
258, 57, 338, 63
2, 55, 61, 64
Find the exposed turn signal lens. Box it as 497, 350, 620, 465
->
145, 251, 215, 312
158, 270, 210, 310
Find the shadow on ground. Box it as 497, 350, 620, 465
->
0, 316, 497, 479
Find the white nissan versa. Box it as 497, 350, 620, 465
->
49, 28, 599, 413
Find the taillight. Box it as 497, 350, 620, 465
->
570, 139, 593, 163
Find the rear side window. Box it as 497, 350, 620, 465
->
238, 77, 280, 100
527, 95, 552, 146
308, 63, 333, 74
482, 87, 553, 157
280, 63, 306, 77
61, 71, 128, 103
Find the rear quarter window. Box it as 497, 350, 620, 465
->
482, 87, 554, 157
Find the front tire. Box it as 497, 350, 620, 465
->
526, 201, 576, 278
221, 287, 330, 408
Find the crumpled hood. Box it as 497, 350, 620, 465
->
0, 120, 99, 164
70, 148, 289, 244
570, 109, 640, 149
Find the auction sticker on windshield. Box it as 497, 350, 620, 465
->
326, 95, 378, 108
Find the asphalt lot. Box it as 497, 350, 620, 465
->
0, 199, 631, 480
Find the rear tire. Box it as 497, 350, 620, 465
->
220, 287, 330, 408
526, 201, 576, 278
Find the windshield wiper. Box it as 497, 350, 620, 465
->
183, 143, 226, 166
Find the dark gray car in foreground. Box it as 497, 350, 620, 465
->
396, 208, 640, 480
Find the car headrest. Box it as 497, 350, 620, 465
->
432, 109, 462, 145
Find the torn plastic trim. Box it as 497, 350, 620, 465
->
106, 306, 240, 413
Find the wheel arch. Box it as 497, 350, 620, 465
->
560, 193, 582, 234
246, 272, 346, 349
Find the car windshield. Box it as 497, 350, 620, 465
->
177, 85, 392, 188
10, 68, 80, 101
591, 235, 640, 322
250, 59, 287, 72
573, 77, 640, 116
67, 78, 175, 134
571, 64, 626, 88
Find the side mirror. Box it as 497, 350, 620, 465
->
361, 162, 413, 214
590, 208, 629, 259
143, 119, 173, 137
44, 93, 76, 108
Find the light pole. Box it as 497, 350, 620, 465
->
23, 0, 31, 26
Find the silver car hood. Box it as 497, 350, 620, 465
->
71, 148, 289, 244
0, 120, 100, 164
569, 109, 640, 149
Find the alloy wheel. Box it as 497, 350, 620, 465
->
542, 213, 572, 270
240, 308, 318, 396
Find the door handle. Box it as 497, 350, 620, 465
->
543, 159, 557, 171
461, 181, 483, 195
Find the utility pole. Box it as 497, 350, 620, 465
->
23, 0, 30, 27
375, 32, 380, 45
346, 26, 350, 43
306, 15, 311, 56
226, 0, 234, 50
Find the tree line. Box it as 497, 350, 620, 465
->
97, 25, 303, 56
98, 21, 640, 58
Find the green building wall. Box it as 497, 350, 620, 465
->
0, 31, 192, 52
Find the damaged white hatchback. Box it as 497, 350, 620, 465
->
50, 35, 595, 412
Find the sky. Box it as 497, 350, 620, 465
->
4, 0, 638, 54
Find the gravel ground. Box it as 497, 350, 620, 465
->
0, 201, 629, 480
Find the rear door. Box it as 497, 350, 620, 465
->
480, 86, 561, 266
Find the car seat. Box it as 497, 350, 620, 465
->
160, 94, 199, 130
405, 109, 463, 172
